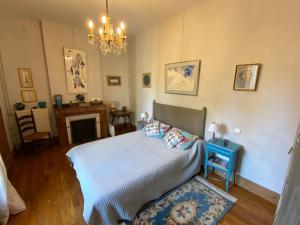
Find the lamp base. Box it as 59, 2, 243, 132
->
212, 132, 216, 142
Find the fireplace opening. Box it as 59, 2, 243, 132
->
70, 118, 97, 143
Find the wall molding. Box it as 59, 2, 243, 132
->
213, 170, 280, 205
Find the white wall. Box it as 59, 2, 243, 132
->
130, 0, 300, 193
41, 20, 103, 104
100, 53, 130, 110
0, 17, 52, 144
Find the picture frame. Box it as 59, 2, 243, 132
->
142, 72, 151, 88
63, 47, 88, 94
18, 68, 33, 88
107, 75, 121, 86
21, 90, 37, 103
233, 64, 261, 91
165, 60, 201, 96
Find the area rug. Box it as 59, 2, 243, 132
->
123, 176, 237, 225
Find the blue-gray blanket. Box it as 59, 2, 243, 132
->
66, 131, 203, 225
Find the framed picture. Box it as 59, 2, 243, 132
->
64, 47, 88, 94
107, 75, 121, 86
21, 90, 37, 103
18, 68, 33, 88
233, 64, 260, 91
142, 72, 151, 88
165, 60, 201, 96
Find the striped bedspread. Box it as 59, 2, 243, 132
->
66, 131, 204, 225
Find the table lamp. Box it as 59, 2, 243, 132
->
208, 122, 219, 142
140, 112, 148, 123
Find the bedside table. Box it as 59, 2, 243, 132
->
204, 138, 241, 192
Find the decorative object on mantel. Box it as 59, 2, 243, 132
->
87, 0, 127, 55
64, 47, 88, 94
107, 75, 121, 86
142, 73, 151, 88
233, 63, 260, 91
14, 102, 25, 111
54, 95, 62, 108
18, 68, 33, 88
208, 122, 219, 142
140, 112, 148, 123
76, 94, 85, 103
165, 60, 201, 96
90, 98, 103, 105
21, 90, 37, 103
37, 101, 47, 108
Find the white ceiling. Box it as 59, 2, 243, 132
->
1, 0, 200, 33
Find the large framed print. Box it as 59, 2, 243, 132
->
165, 60, 200, 96
64, 47, 88, 94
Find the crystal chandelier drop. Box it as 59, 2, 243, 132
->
87, 0, 127, 55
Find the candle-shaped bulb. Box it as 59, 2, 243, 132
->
88, 20, 94, 35
88, 20, 94, 29
120, 22, 125, 30
117, 28, 122, 35
102, 15, 107, 24
99, 28, 103, 35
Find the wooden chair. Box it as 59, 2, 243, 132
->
15, 111, 52, 154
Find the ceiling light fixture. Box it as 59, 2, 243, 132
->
87, 0, 127, 55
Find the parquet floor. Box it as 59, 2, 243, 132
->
7, 146, 276, 225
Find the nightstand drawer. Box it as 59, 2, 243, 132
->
206, 145, 231, 158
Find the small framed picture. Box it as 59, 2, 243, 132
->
18, 68, 33, 88
142, 73, 151, 88
107, 75, 121, 86
233, 64, 261, 91
21, 90, 37, 103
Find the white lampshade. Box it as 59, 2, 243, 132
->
140, 112, 148, 120
208, 122, 219, 133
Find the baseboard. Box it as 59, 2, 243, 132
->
213, 170, 280, 205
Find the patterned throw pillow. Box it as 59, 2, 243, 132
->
143, 119, 171, 139
143, 120, 160, 137
176, 130, 199, 150
163, 128, 184, 148
159, 122, 171, 136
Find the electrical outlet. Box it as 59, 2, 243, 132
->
234, 128, 241, 134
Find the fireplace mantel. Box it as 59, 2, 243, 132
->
54, 104, 108, 147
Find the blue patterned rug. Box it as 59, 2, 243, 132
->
123, 176, 237, 225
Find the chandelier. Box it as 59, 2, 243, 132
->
88, 0, 127, 55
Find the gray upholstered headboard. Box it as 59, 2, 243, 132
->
152, 100, 207, 139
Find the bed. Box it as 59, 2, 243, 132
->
66, 101, 207, 225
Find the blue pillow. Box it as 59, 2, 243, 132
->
176, 130, 198, 150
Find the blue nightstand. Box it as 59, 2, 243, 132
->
204, 138, 241, 192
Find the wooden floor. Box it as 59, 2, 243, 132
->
7, 145, 276, 225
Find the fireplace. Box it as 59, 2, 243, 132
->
66, 113, 101, 144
